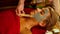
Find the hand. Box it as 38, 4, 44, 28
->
16, 4, 25, 16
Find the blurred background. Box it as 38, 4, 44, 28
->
0, 0, 18, 10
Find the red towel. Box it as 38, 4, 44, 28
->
0, 9, 20, 34
31, 26, 46, 34
0, 8, 46, 34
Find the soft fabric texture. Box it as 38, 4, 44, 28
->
31, 26, 46, 34
0, 8, 46, 34
0, 9, 20, 34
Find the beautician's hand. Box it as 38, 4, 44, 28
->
16, 4, 25, 16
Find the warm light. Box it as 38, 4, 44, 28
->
53, 29, 60, 33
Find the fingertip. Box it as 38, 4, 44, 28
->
22, 10, 25, 14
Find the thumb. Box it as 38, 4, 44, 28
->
21, 10, 25, 14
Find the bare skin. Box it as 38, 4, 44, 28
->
20, 8, 50, 34
16, 0, 25, 16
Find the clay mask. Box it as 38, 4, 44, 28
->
33, 8, 49, 22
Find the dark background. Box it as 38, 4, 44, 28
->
0, 0, 18, 7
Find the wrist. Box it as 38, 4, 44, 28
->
18, 0, 25, 5
17, 4, 24, 7
18, 1, 24, 6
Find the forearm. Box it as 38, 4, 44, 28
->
18, 0, 25, 5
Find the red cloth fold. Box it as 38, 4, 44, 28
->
0, 9, 20, 34
31, 26, 46, 34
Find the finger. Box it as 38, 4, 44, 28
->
35, 10, 38, 14
37, 8, 42, 12
18, 11, 25, 17
21, 10, 25, 14
15, 9, 21, 16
